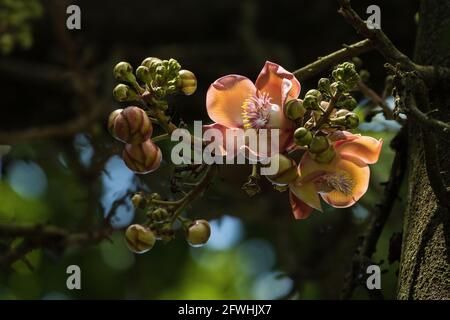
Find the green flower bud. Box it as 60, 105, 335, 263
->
265, 153, 298, 185
136, 65, 152, 84
345, 113, 359, 129
124, 224, 156, 254
177, 69, 197, 95
336, 95, 357, 110
332, 62, 360, 90
186, 219, 211, 247
284, 99, 306, 121
107, 109, 123, 137
113, 61, 136, 83
149, 192, 162, 201
122, 140, 162, 174
151, 208, 169, 221
131, 193, 146, 209
318, 78, 331, 95
309, 136, 329, 154
113, 84, 139, 102
313, 147, 336, 164
141, 57, 162, 70
303, 89, 322, 110
294, 127, 313, 146
111, 106, 153, 144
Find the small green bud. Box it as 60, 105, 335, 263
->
113, 61, 136, 83
305, 89, 322, 100
345, 113, 359, 129
265, 153, 298, 185
149, 193, 162, 201
359, 69, 370, 83
313, 147, 336, 164
336, 95, 357, 110
284, 99, 306, 120
329, 116, 347, 126
309, 136, 329, 154
141, 57, 161, 70
113, 84, 139, 102
303, 89, 322, 110
125, 224, 156, 254
332, 62, 360, 90
177, 70, 197, 95
136, 66, 152, 84
318, 78, 331, 94
152, 208, 169, 221
187, 219, 211, 247
294, 127, 313, 146
131, 193, 146, 209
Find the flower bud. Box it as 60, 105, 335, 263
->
284, 99, 306, 121
113, 84, 139, 102
313, 147, 336, 164
332, 62, 360, 90
345, 113, 359, 129
122, 140, 162, 174
266, 153, 298, 185
113, 61, 136, 83
131, 193, 146, 209
177, 70, 197, 95
318, 78, 331, 94
151, 208, 169, 221
136, 65, 152, 84
336, 95, 357, 110
303, 89, 322, 110
111, 106, 153, 144
294, 127, 313, 146
186, 219, 211, 247
124, 224, 156, 254
309, 136, 329, 154
141, 57, 162, 71
107, 109, 123, 137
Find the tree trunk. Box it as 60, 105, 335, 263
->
397, 0, 450, 299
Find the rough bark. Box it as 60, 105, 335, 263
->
398, 0, 450, 299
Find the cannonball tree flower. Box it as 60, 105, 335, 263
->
289, 132, 382, 219
204, 61, 301, 157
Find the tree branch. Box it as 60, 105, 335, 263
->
336, 0, 450, 85
293, 39, 374, 80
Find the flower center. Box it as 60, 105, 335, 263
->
242, 91, 279, 129
315, 171, 354, 195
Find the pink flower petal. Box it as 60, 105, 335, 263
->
255, 61, 301, 106
336, 136, 383, 165
206, 75, 256, 128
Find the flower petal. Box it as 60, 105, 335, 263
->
206, 75, 256, 128
319, 158, 370, 208
203, 123, 241, 159
289, 177, 322, 211
335, 136, 383, 165
255, 61, 301, 106
289, 191, 313, 219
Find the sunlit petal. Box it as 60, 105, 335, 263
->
336, 136, 383, 165
319, 158, 370, 208
206, 75, 256, 128
255, 61, 301, 106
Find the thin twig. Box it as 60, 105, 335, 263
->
293, 39, 374, 80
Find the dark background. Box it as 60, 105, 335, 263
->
0, 0, 417, 299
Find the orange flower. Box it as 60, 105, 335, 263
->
289, 131, 382, 219
204, 61, 300, 157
